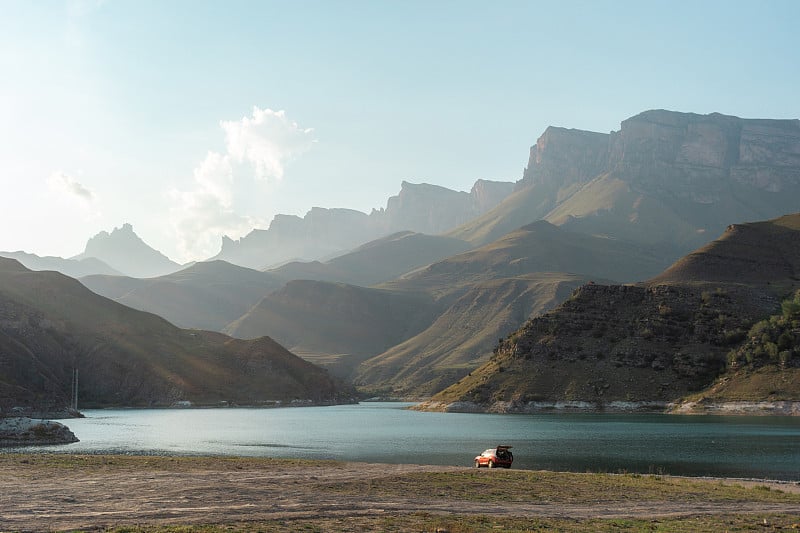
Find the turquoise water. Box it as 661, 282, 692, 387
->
7, 402, 800, 480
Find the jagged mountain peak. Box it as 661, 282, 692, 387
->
74, 223, 181, 278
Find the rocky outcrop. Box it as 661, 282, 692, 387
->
518, 126, 610, 190
0, 417, 79, 447
611, 110, 800, 201
520, 110, 800, 197
470, 179, 516, 213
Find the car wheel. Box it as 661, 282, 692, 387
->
475, 460, 480, 468
488, 460, 494, 468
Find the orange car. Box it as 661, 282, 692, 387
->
474, 445, 513, 468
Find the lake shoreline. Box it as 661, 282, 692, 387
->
415, 399, 800, 415
2, 453, 799, 532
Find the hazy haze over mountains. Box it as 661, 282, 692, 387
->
213, 179, 513, 269
69, 109, 800, 401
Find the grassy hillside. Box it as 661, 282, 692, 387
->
224, 280, 438, 378
426, 214, 800, 411
355, 273, 591, 397
0, 259, 348, 411
353, 221, 670, 396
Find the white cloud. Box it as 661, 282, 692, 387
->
170, 107, 314, 262
169, 151, 260, 262
221, 106, 315, 182
47, 170, 96, 203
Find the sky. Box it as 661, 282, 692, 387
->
1, 0, 798, 263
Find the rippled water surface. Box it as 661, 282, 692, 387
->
8, 403, 800, 480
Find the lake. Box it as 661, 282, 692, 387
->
6, 402, 800, 480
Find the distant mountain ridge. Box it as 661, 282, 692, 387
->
73, 223, 183, 278
214, 179, 513, 269
450, 110, 800, 254
0, 250, 121, 278
81, 261, 284, 331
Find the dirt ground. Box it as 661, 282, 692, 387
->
1, 456, 799, 532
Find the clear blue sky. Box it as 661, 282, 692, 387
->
1, 0, 798, 262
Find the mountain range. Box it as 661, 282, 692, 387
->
3, 108, 800, 412
449, 110, 800, 255
213, 179, 514, 269
424, 213, 800, 412
0, 258, 350, 412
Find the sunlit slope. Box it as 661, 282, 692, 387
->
0, 258, 345, 409
224, 280, 437, 378
271, 232, 471, 287
386, 220, 671, 295
446, 183, 560, 247
355, 273, 591, 396
648, 213, 800, 289
82, 260, 283, 331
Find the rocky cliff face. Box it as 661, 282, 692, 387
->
518, 126, 610, 190
453, 110, 800, 253
611, 110, 800, 201
470, 179, 516, 212
519, 110, 800, 198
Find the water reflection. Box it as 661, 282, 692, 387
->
5, 403, 799, 480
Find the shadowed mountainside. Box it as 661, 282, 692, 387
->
381, 220, 672, 296
0, 251, 121, 278
82, 232, 470, 333
423, 213, 800, 412
224, 280, 437, 378
82, 261, 284, 331
0, 258, 349, 411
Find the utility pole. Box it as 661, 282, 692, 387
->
72, 367, 78, 411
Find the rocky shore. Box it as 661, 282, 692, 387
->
415, 400, 800, 415
0, 417, 79, 447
